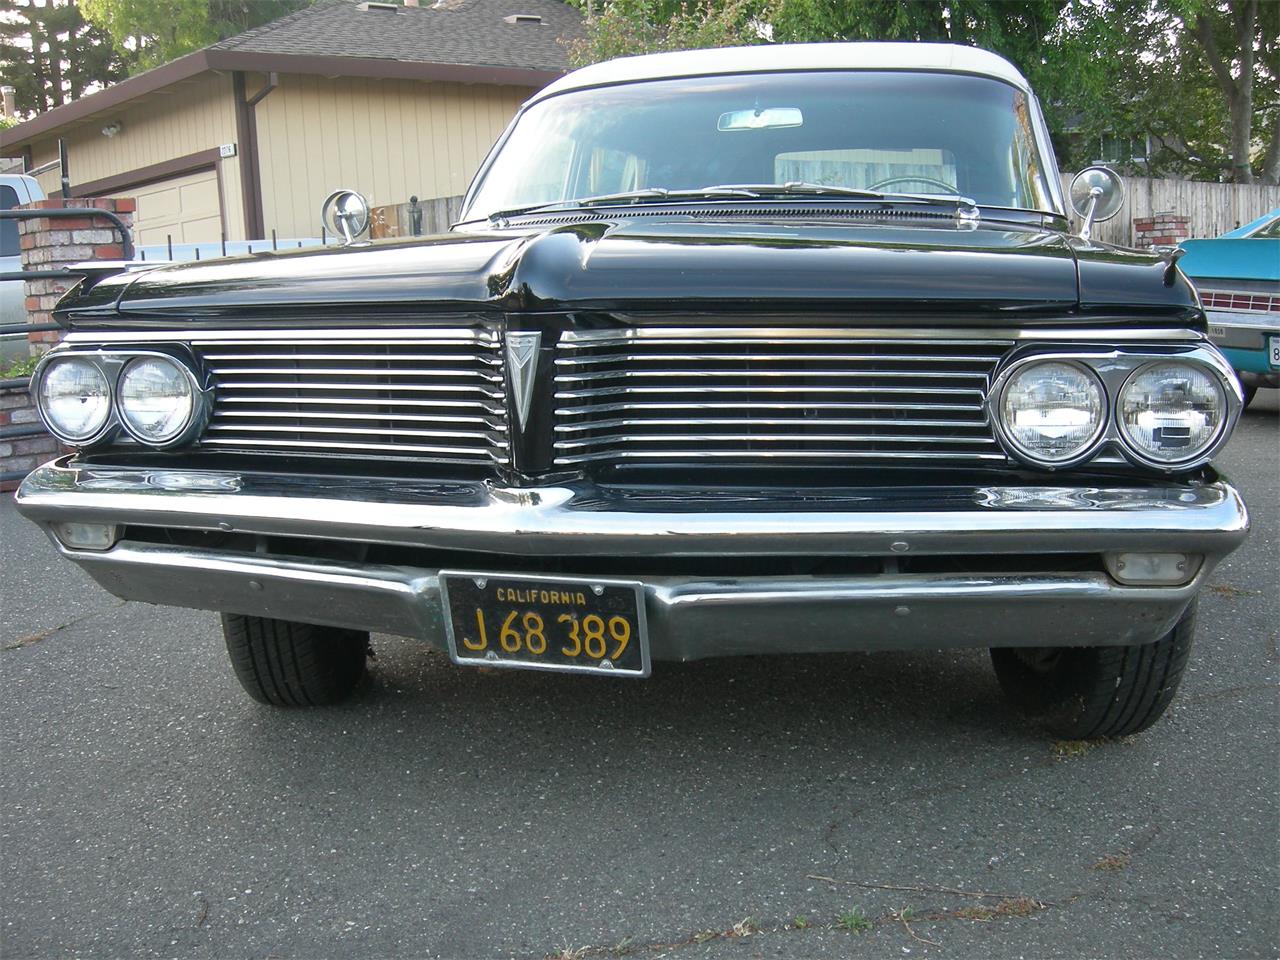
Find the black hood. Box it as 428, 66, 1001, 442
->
66, 216, 1199, 324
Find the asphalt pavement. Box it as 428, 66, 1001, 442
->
1, 393, 1276, 960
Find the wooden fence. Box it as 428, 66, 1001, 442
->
370, 195, 465, 239
1059, 174, 1280, 247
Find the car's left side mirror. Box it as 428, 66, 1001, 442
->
321, 189, 371, 245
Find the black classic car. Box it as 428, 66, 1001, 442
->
17, 43, 1249, 738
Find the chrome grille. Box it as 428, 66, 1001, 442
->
194, 329, 507, 464
553, 329, 1012, 466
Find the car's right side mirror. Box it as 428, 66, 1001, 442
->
1069, 166, 1126, 241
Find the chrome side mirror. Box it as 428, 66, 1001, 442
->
321, 189, 371, 245
1069, 167, 1125, 241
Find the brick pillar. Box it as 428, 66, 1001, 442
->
17, 197, 135, 351
1132, 211, 1190, 250
2, 198, 134, 490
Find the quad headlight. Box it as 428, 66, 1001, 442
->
36, 356, 112, 443
997, 360, 1107, 466
116, 356, 196, 445
1118, 361, 1227, 466
34, 350, 207, 449
991, 348, 1236, 472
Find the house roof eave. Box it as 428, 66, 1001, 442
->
1, 49, 563, 155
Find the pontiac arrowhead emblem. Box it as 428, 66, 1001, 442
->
505, 331, 541, 429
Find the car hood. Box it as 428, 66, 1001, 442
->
71, 217, 1197, 323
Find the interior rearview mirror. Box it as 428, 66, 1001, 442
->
718, 108, 803, 132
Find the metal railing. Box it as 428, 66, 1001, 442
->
0, 206, 134, 283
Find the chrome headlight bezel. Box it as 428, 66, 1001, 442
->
1116, 359, 1231, 469
32, 354, 115, 446
114, 354, 204, 448
31, 347, 211, 451
988, 344, 1242, 474
991, 357, 1109, 469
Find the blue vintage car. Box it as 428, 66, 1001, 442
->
1179, 208, 1280, 407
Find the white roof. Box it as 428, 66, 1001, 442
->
530, 42, 1034, 105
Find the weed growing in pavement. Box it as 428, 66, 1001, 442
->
835, 906, 872, 933
729, 917, 758, 937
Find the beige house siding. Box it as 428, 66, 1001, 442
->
253, 74, 528, 238
26, 74, 246, 240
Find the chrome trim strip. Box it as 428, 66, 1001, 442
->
552, 449, 1006, 463
214, 410, 504, 426
555, 400, 987, 415
556, 368, 991, 382
202, 352, 504, 363
64, 328, 498, 344
205, 424, 504, 440
208, 366, 504, 381
197, 437, 500, 457
213, 382, 504, 394
554, 351, 1008, 364
555, 433, 998, 449
217, 396, 497, 409
554, 385, 987, 398
553, 416, 990, 433
558, 327, 1205, 344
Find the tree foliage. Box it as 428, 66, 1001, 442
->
0, 0, 130, 115
79, 0, 315, 73
1043, 0, 1278, 183
565, 0, 768, 67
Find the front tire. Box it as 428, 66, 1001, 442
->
991, 605, 1195, 738
221, 613, 369, 706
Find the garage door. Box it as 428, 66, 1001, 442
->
113, 168, 222, 246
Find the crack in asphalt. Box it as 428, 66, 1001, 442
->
2, 599, 128, 650
539, 825, 1168, 959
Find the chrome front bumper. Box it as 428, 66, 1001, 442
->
15, 459, 1250, 658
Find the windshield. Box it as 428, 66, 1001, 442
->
465, 71, 1057, 220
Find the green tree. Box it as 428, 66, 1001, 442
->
0, 0, 130, 115
565, 0, 768, 67
1044, 0, 1278, 184
80, 0, 316, 73
770, 0, 1066, 69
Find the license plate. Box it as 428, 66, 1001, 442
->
440, 572, 650, 677
1269, 335, 1280, 369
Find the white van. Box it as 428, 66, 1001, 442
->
1, 173, 47, 362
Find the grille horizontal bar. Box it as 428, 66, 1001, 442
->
194, 330, 507, 465
553, 330, 1011, 467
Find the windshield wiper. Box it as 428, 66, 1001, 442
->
486, 186, 762, 222
484, 182, 979, 223
737, 182, 980, 212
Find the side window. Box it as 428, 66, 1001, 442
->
1249, 217, 1280, 239
1, 185, 20, 258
